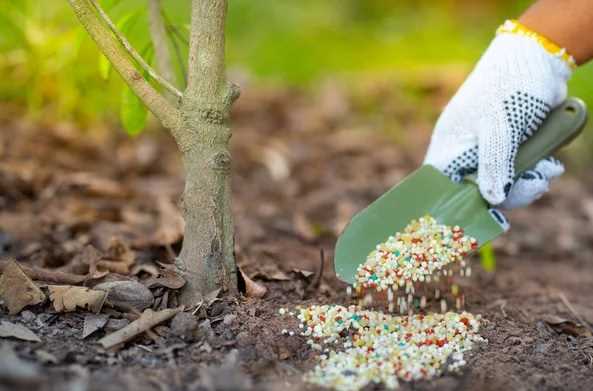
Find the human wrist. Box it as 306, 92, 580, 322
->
497, 19, 576, 70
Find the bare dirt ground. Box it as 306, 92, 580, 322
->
1, 83, 593, 391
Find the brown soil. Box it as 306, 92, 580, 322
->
1, 83, 593, 391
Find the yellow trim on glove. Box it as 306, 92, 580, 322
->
497, 19, 576, 70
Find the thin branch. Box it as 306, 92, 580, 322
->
167, 24, 188, 84
90, 0, 182, 100
162, 11, 188, 84
68, 0, 182, 131
167, 23, 189, 46
185, 0, 228, 104
147, 0, 177, 94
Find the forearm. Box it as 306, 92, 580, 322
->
520, 0, 593, 65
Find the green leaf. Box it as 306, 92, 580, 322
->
120, 86, 147, 136
101, 0, 119, 11
98, 54, 111, 79
117, 12, 138, 34
479, 243, 496, 272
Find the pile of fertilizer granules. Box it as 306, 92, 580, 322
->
279, 305, 484, 391
354, 215, 477, 293
279, 215, 485, 390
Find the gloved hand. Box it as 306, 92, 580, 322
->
424, 20, 574, 227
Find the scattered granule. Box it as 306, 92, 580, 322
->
277, 215, 484, 389
353, 215, 477, 294
280, 305, 485, 391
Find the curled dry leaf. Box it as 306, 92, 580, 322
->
239, 269, 267, 298
0, 320, 41, 342
48, 285, 107, 313
0, 260, 46, 314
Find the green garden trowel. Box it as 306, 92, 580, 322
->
334, 98, 587, 284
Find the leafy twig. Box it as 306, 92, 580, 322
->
90, 0, 182, 100
147, 0, 178, 98
68, 0, 182, 131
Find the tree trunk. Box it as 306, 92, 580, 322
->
175, 107, 238, 305
68, 0, 238, 305
173, 0, 239, 305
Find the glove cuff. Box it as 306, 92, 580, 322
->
497, 19, 576, 71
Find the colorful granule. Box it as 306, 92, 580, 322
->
353, 215, 477, 294
278, 216, 484, 389
280, 305, 484, 391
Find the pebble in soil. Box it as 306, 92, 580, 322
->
279, 215, 485, 390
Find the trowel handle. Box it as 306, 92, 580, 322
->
514, 97, 587, 176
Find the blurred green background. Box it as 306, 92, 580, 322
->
1, 0, 592, 160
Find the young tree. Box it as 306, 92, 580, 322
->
67, 0, 239, 305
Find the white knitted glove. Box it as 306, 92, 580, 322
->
424, 21, 574, 219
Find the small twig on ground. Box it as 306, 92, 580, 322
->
99, 306, 183, 349
115, 303, 161, 341
557, 291, 593, 334
0, 260, 86, 285
304, 248, 325, 298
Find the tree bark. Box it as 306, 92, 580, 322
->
174, 0, 239, 305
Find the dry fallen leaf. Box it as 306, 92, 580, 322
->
0, 320, 41, 342
82, 314, 110, 339
48, 285, 107, 313
239, 270, 267, 298
542, 315, 593, 337
96, 237, 136, 274
0, 260, 46, 314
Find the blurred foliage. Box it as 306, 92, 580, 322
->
479, 242, 497, 272
1, 0, 593, 152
